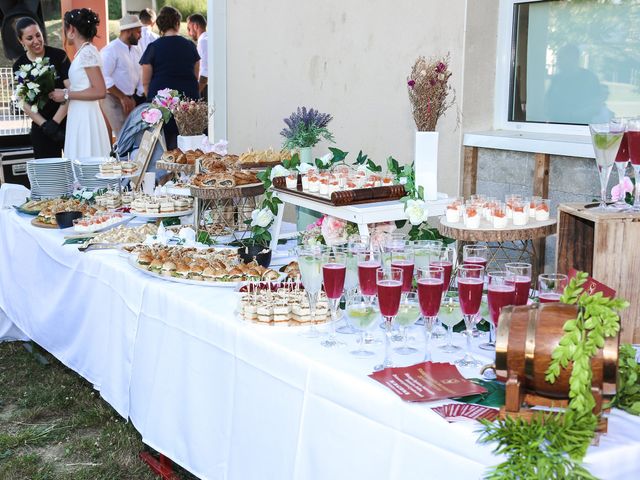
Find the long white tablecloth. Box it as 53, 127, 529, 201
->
2, 208, 640, 480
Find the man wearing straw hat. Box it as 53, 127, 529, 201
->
101, 15, 145, 136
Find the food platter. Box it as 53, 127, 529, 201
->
130, 209, 193, 219
95, 171, 139, 180
31, 217, 61, 229
73, 214, 134, 234
15, 204, 41, 216
128, 255, 241, 288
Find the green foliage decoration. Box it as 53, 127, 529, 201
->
609, 344, 640, 415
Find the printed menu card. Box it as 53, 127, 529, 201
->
369, 362, 487, 402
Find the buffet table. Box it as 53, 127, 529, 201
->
2, 208, 640, 480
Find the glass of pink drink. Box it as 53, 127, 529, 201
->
627, 118, 640, 212
428, 245, 456, 339
538, 273, 568, 303
613, 118, 630, 209
373, 267, 403, 371
357, 251, 382, 304
480, 271, 516, 351
463, 245, 489, 277
504, 262, 532, 306
417, 266, 444, 361
455, 265, 485, 368
321, 250, 347, 348
390, 248, 415, 294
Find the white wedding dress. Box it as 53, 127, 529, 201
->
64, 43, 111, 159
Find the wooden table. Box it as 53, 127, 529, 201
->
556, 203, 640, 343
438, 216, 557, 281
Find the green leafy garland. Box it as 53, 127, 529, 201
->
479, 272, 631, 479
609, 344, 640, 415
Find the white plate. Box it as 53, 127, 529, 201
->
95, 172, 139, 180
131, 209, 193, 218
128, 255, 240, 288
73, 215, 134, 234
26, 158, 70, 165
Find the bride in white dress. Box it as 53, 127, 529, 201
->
50, 8, 110, 159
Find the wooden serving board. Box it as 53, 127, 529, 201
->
31, 218, 59, 229
272, 176, 405, 206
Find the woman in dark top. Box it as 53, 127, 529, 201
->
140, 6, 199, 149
12, 17, 71, 158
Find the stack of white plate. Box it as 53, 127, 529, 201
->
72, 157, 119, 191
26, 158, 75, 199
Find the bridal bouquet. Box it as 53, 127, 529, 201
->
13, 57, 57, 113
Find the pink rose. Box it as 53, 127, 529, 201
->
321, 215, 347, 246
611, 176, 634, 201
141, 108, 162, 125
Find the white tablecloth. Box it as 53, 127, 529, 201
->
1, 208, 640, 480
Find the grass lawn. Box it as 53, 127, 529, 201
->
0, 341, 199, 479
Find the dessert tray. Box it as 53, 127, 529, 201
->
73, 213, 133, 234
128, 245, 280, 288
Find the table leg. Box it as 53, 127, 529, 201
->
269, 201, 285, 253
357, 222, 370, 239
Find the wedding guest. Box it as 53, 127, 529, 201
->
12, 17, 70, 158
187, 13, 208, 98
140, 5, 199, 148
49, 8, 110, 159
101, 15, 144, 136
138, 8, 158, 55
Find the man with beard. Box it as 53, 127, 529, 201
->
101, 15, 145, 136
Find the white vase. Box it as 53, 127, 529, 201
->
414, 131, 438, 201
177, 134, 207, 151
299, 146, 313, 164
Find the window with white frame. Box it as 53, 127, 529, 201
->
499, 0, 640, 129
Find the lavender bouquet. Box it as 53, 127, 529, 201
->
280, 107, 334, 149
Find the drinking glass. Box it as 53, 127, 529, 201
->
373, 267, 403, 371
612, 118, 630, 210
413, 240, 443, 270
390, 247, 415, 295
417, 266, 444, 361
438, 297, 462, 353
297, 246, 324, 338
357, 250, 382, 305
628, 117, 640, 212
394, 292, 421, 355
463, 244, 489, 271
428, 245, 456, 338
538, 273, 568, 303
589, 122, 625, 211
337, 239, 368, 334
455, 265, 485, 367
321, 249, 347, 348
504, 262, 532, 306
345, 293, 379, 357
481, 271, 516, 351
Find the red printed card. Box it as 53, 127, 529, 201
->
568, 268, 616, 298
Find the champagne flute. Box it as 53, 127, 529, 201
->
589, 122, 625, 211
417, 266, 444, 361
321, 249, 347, 348
390, 247, 415, 296
628, 117, 640, 212
455, 264, 485, 367
538, 273, 568, 303
463, 244, 489, 271
297, 246, 324, 338
357, 250, 382, 305
337, 240, 368, 334
612, 117, 630, 210
504, 262, 532, 306
345, 293, 379, 357
428, 245, 456, 338
480, 271, 516, 351
413, 239, 443, 271
373, 267, 403, 371
394, 292, 420, 355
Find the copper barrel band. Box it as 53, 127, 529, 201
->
524, 304, 539, 383
494, 306, 512, 380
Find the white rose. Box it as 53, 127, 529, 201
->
297, 163, 314, 174
31, 105, 38, 113
27, 82, 39, 91
320, 152, 333, 164
251, 207, 274, 228
34, 57, 43, 64
81, 190, 93, 200
270, 165, 289, 180
405, 199, 429, 225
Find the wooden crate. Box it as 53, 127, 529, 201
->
556, 203, 640, 343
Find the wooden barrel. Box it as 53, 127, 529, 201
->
495, 303, 619, 399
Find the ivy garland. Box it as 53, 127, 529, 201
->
479, 272, 631, 479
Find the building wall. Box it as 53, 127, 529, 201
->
224, 0, 499, 198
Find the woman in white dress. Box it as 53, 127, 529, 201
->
49, 8, 110, 159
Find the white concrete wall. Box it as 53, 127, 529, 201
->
221, 0, 500, 197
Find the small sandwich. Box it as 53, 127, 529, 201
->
161, 261, 176, 277
149, 258, 163, 274
137, 252, 153, 267
189, 264, 204, 281
160, 198, 175, 213
256, 304, 273, 323
201, 266, 216, 282
121, 161, 136, 175
272, 304, 290, 323
173, 262, 190, 279
261, 269, 279, 281
99, 162, 113, 174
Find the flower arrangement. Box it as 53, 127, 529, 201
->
13, 57, 57, 113
298, 214, 393, 247
172, 98, 211, 136
141, 88, 181, 126
407, 55, 455, 131
244, 167, 283, 248
280, 107, 334, 149
611, 176, 634, 204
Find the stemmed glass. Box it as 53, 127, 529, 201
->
504, 262, 532, 306
627, 118, 640, 212
429, 245, 456, 337
357, 250, 382, 305
394, 292, 421, 355
321, 249, 347, 348
345, 293, 378, 357
337, 239, 368, 334
417, 266, 444, 361
373, 267, 403, 371
463, 244, 489, 270
296, 246, 324, 338
589, 122, 625, 211
455, 264, 485, 367
480, 271, 516, 351
413, 240, 443, 271
390, 247, 415, 297
612, 118, 630, 210
538, 273, 568, 303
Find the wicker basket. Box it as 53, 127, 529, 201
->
190, 183, 264, 199
156, 161, 195, 174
